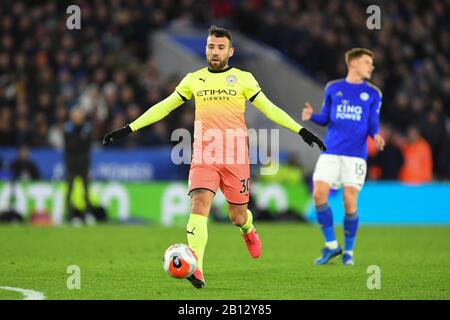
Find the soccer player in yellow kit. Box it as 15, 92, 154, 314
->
103, 25, 326, 289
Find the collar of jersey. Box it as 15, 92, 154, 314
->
344, 79, 366, 86
207, 66, 233, 73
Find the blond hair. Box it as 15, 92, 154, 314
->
345, 48, 373, 66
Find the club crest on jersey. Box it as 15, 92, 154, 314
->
360, 92, 369, 101
336, 91, 343, 96
226, 75, 237, 85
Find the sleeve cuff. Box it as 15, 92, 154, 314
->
311, 114, 320, 123
129, 123, 137, 132
176, 91, 188, 102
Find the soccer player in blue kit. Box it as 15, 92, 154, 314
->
302, 48, 385, 266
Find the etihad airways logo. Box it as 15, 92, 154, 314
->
336, 100, 363, 121
196, 89, 237, 101
196, 89, 237, 96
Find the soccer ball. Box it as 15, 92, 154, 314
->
163, 243, 198, 278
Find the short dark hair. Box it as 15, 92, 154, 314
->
345, 48, 373, 65
208, 25, 232, 45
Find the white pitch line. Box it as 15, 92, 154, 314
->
0, 286, 46, 300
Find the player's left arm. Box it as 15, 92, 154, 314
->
244, 72, 326, 151
250, 91, 327, 151
369, 91, 385, 151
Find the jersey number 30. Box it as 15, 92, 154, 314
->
240, 178, 250, 194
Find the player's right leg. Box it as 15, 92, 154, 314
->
312, 181, 342, 264
186, 165, 219, 288
312, 155, 342, 265
186, 189, 213, 288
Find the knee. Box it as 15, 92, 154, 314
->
343, 192, 357, 212
228, 207, 247, 226
191, 197, 210, 215
313, 188, 328, 205
230, 214, 246, 226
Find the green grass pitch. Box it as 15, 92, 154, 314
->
0, 223, 449, 300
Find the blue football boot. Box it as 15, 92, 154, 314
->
342, 252, 355, 266
314, 246, 342, 265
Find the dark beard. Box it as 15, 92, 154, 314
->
207, 57, 228, 71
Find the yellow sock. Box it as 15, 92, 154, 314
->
186, 213, 208, 273
240, 209, 254, 234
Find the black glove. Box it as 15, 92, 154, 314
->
298, 128, 327, 151
103, 125, 132, 146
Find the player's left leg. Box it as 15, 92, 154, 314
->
227, 203, 261, 258
66, 173, 75, 216
220, 163, 261, 258
341, 156, 366, 266
342, 186, 360, 266
81, 172, 92, 213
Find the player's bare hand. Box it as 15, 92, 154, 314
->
302, 102, 314, 121
299, 128, 327, 151
374, 133, 385, 151
103, 124, 132, 146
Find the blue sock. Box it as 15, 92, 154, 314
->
316, 203, 336, 242
344, 211, 359, 252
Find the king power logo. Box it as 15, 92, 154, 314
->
336, 100, 363, 121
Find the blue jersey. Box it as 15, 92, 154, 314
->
311, 78, 382, 159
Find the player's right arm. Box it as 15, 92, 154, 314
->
302, 85, 332, 126
128, 91, 185, 132
103, 73, 193, 146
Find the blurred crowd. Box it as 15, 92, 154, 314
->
232, 0, 450, 180
0, 0, 201, 150
0, 0, 449, 180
